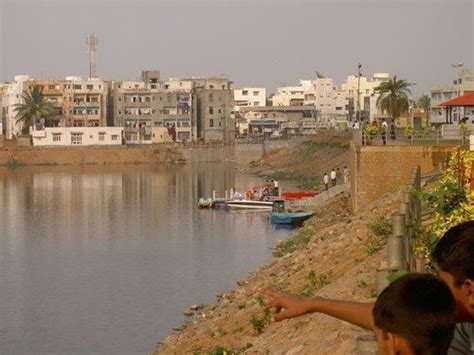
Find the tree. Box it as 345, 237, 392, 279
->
14, 85, 55, 135
375, 76, 412, 120
418, 94, 431, 126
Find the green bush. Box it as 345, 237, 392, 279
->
249, 309, 271, 335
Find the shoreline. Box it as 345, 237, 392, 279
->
155, 189, 401, 354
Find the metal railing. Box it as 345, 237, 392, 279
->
352, 128, 469, 147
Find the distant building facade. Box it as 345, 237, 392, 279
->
340, 72, 389, 122
31, 126, 123, 146
430, 68, 474, 124
233, 87, 266, 110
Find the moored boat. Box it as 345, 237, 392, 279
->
226, 199, 274, 210
271, 211, 314, 225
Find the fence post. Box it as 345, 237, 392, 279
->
388, 213, 405, 270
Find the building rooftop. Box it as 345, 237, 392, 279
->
439, 92, 474, 107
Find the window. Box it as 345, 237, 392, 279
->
219, 121, 222, 127
99, 132, 105, 141
242, 90, 248, 96
86, 84, 93, 90
218, 109, 221, 114
71, 133, 82, 145
73, 84, 82, 90
52, 133, 61, 142
253, 91, 259, 96
209, 106, 214, 115
111, 135, 119, 141
209, 93, 214, 102
209, 119, 214, 127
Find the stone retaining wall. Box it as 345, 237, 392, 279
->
350, 142, 453, 213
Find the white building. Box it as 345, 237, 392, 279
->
233, 87, 266, 110
2, 75, 33, 139
303, 77, 347, 124
341, 73, 389, 122
271, 82, 310, 106
430, 68, 474, 124
31, 126, 123, 146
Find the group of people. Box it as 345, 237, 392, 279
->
262, 221, 474, 355
323, 167, 349, 190
358, 118, 397, 145
245, 180, 279, 200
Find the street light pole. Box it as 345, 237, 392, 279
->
357, 63, 362, 122
451, 62, 463, 121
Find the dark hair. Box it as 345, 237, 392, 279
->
373, 273, 456, 355
431, 221, 474, 285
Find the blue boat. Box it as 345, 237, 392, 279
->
271, 211, 314, 225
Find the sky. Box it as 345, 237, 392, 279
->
0, 0, 473, 95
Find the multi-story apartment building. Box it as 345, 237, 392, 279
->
271, 83, 309, 106
1, 75, 33, 139
430, 68, 474, 124
191, 77, 234, 143
110, 72, 233, 143
233, 87, 266, 110
303, 77, 347, 124
32, 76, 108, 127
110, 72, 195, 143
340, 72, 389, 122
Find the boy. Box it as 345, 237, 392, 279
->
373, 273, 456, 354
263, 221, 474, 354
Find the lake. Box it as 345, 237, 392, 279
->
0, 163, 293, 354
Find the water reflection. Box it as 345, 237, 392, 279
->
0, 163, 292, 354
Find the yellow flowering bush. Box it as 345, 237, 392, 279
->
414, 149, 474, 259
459, 123, 470, 140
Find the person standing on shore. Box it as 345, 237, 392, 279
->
273, 180, 279, 196
343, 166, 349, 185
330, 169, 336, 187
323, 173, 329, 191
336, 168, 341, 185
381, 118, 388, 145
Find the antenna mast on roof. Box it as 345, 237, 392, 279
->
86, 34, 99, 79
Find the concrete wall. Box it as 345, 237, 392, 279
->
0, 145, 186, 165
350, 142, 452, 213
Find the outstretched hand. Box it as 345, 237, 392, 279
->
260, 288, 313, 322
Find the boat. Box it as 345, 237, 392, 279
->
198, 198, 212, 209
271, 211, 314, 225
226, 199, 274, 210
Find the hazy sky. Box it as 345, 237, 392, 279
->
0, 0, 473, 94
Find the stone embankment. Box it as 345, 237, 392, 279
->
156, 190, 401, 354
0, 145, 186, 166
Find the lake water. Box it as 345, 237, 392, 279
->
0, 163, 293, 354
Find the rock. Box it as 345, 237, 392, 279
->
172, 326, 183, 332
190, 305, 199, 311
183, 310, 195, 316
286, 345, 304, 354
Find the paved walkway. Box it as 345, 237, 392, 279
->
287, 183, 350, 209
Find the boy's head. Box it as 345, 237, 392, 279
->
373, 273, 456, 355
431, 221, 474, 321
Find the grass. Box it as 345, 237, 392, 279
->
299, 271, 332, 297
0, 158, 25, 168
274, 228, 314, 257
366, 217, 392, 256
249, 309, 271, 335
255, 295, 265, 306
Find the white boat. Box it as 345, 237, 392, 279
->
225, 199, 274, 210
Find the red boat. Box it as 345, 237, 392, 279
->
282, 191, 318, 200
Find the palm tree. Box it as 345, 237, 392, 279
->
375, 76, 413, 120
14, 85, 55, 135
418, 94, 431, 126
